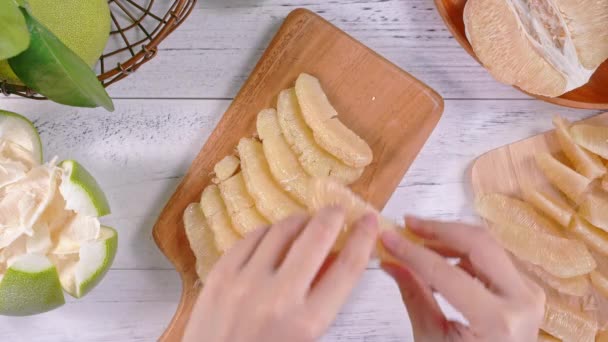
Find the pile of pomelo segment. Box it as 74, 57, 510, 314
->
184, 74, 380, 282
476, 116, 608, 341
0, 110, 117, 316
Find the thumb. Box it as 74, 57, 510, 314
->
381, 262, 448, 338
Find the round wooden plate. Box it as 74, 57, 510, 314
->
434, 0, 608, 110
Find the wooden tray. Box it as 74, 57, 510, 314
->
470, 113, 608, 333
152, 8, 444, 341
434, 0, 608, 110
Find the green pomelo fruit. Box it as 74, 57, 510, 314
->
0, 254, 65, 316
0, 0, 111, 85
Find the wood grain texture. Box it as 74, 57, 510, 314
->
153, 8, 443, 341
101, 0, 527, 100
434, 0, 608, 109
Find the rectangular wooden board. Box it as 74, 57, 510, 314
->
153, 8, 444, 341
471, 112, 608, 334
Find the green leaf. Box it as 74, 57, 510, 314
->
8, 8, 114, 111
0, 0, 30, 60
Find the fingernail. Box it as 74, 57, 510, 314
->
358, 213, 378, 233
405, 216, 422, 228
380, 230, 402, 251
326, 205, 345, 215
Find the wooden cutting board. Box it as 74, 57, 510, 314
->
152, 8, 444, 341
471, 112, 608, 334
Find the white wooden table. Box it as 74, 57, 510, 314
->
0, 1, 603, 340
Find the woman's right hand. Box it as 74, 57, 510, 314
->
380, 217, 545, 342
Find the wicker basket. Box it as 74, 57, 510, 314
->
1, 0, 196, 98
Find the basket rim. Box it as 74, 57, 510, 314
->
1, 0, 197, 99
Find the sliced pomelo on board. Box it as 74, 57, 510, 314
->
59, 160, 110, 217
183, 203, 221, 282
541, 299, 598, 342
237, 138, 305, 222
535, 153, 592, 204
295, 74, 373, 168
475, 193, 562, 235
219, 172, 269, 235
213, 155, 240, 183
571, 124, 608, 160
523, 262, 589, 297
578, 188, 608, 232
0, 110, 42, 163
590, 271, 608, 298
257, 108, 310, 204
568, 215, 608, 256
553, 116, 606, 180
200, 184, 241, 253
0, 254, 65, 316
522, 187, 574, 228
277, 88, 363, 184
58, 226, 117, 298
0, 163, 59, 248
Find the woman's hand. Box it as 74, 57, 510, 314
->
184, 207, 379, 342
381, 217, 545, 342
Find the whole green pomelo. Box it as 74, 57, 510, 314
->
0, 0, 111, 85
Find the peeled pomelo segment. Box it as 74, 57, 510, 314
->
568, 215, 608, 256
213, 155, 240, 183
522, 187, 575, 228
0, 110, 42, 163
578, 188, 608, 232
257, 108, 310, 204
571, 124, 608, 160
524, 262, 589, 297
475, 193, 562, 235
200, 185, 241, 253
295, 74, 373, 168
219, 172, 268, 235
308, 178, 422, 257
58, 226, 117, 298
536, 153, 592, 204
237, 138, 305, 222
59, 160, 110, 217
277, 88, 363, 184
0, 254, 65, 316
183, 203, 221, 282
486, 221, 595, 278
590, 271, 608, 298
553, 116, 606, 180
541, 299, 598, 342
52, 214, 101, 255
0, 163, 59, 248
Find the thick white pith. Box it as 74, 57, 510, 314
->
10, 254, 53, 273
0, 114, 42, 163
59, 161, 99, 217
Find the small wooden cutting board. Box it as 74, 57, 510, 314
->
153, 8, 444, 341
